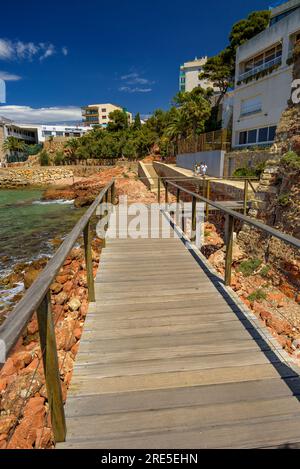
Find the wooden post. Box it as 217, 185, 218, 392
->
165, 181, 168, 204
84, 220, 95, 302
37, 292, 66, 443
157, 177, 161, 203
99, 201, 106, 249
111, 182, 115, 205
224, 214, 234, 286
191, 196, 197, 242
176, 188, 180, 203
206, 179, 211, 221
243, 179, 249, 215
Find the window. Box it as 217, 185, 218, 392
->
247, 129, 257, 144
258, 127, 268, 142
102, 116, 107, 120
238, 125, 277, 146
101, 108, 106, 112
240, 96, 262, 116
239, 131, 247, 145
268, 126, 277, 142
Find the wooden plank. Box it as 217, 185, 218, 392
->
58, 205, 300, 449
63, 377, 300, 418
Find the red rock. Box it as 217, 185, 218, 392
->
0, 439, 7, 449
0, 377, 8, 392
0, 416, 17, 434
50, 282, 63, 294
279, 283, 295, 299
0, 357, 16, 377
63, 281, 73, 294
80, 299, 89, 318
265, 316, 293, 336
23, 268, 40, 289
252, 302, 272, 322
52, 304, 64, 322
1, 371, 44, 412
74, 327, 82, 340
27, 317, 38, 335
12, 350, 33, 369
35, 427, 52, 449
55, 291, 68, 305
71, 342, 79, 357
56, 275, 69, 284
267, 292, 287, 306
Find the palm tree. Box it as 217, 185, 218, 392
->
2, 136, 26, 161
165, 111, 189, 154
64, 138, 80, 161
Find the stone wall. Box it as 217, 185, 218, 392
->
0, 167, 74, 188
238, 160, 300, 293
224, 150, 273, 177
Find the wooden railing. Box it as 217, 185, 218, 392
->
177, 129, 231, 155
164, 180, 300, 286
156, 176, 258, 216
0, 179, 115, 443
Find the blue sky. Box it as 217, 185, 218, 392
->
0, 0, 273, 123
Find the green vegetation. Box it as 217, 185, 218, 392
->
233, 161, 266, 178
247, 289, 267, 303
60, 88, 212, 163
54, 151, 65, 166
39, 150, 50, 166
260, 265, 271, 278
238, 258, 262, 277
200, 10, 270, 125
281, 151, 300, 170
277, 193, 291, 207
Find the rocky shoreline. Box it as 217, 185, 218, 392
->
0, 236, 102, 449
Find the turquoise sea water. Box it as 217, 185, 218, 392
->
0, 189, 84, 309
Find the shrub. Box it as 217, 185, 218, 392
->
54, 151, 65, 166
277, 193, 291, 207
281, 151, 300, 170
39, 150, 50, 166
233, 161, 266, 178
260, 265, 271, 278
238, 258, 262, 277
247, 289, 267, 303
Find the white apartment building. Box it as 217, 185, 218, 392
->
35, 124, 92, 142
179, 57, 215, 92
82, 103, 133, 128
232, 0, 300, 148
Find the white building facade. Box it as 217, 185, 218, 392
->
179, 57, 214, 92
35, 124, 92, 142
82, 103, 133, 128
232, 0, 300, 148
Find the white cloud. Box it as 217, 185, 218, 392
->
0, 71, 22, 81
39, 44, 56, 61
119, 71, 153, 93
0, 105, 82, 123
119, 86, 152, 93
0, 39, 67, 62
0, 39, 14, 59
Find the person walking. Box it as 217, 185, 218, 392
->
202, 162, 208, 178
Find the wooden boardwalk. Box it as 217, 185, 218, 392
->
58, 206, 300, 449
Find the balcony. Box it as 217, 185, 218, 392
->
238, 56, 282, 82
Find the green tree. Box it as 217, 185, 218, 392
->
200, 10, 271, 104
39, 150, 50, 166
54, 151, 65, 166
107, 110, 129, 132
133, 112, 142, 130
64, 138, 80, 160
2, 136, 26, 159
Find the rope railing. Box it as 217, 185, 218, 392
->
0, 179, 115, 443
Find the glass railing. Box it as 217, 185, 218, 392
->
239, 55, 282, 82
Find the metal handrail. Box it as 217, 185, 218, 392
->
165, 180, 300, 286
0, 178, 115, 443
